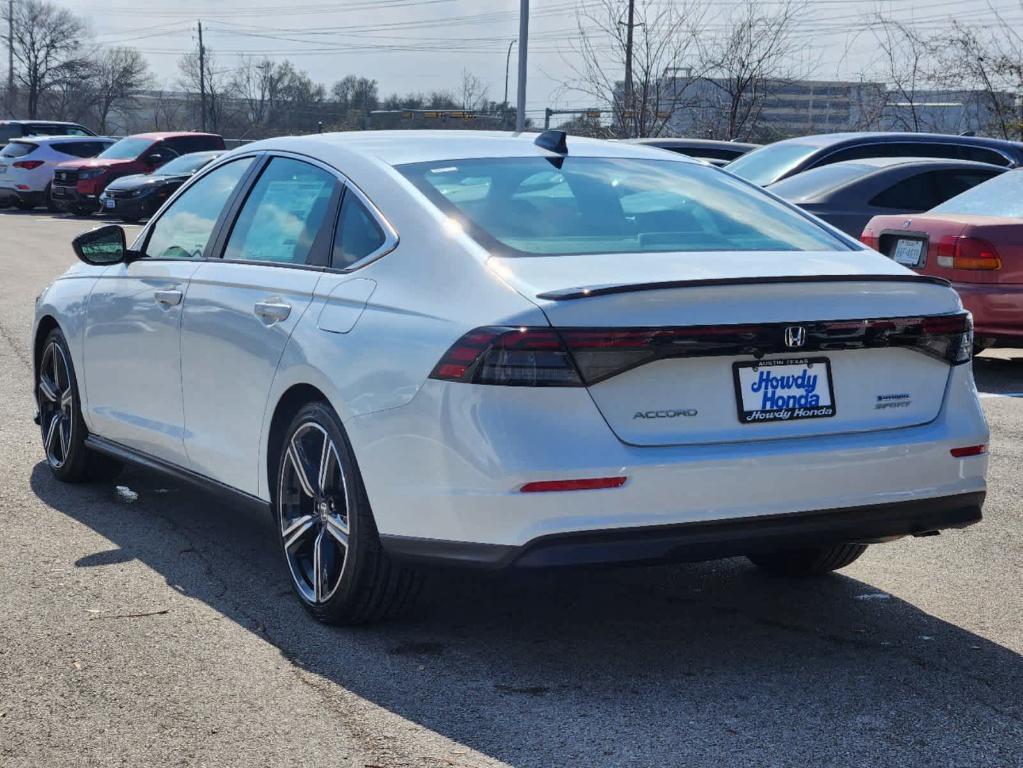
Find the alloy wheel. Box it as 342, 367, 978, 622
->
278, 421, 351, 604
38, 340, 73, 469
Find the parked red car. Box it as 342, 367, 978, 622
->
51, 131, 225, 214
862, 169, 1023, 348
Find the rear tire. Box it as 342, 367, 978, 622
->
274, 401, 423, 625
37, 328, 122, 483
747, 543, 867, 576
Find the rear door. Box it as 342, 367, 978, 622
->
181, 154, 341, 494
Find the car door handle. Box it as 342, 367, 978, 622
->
154, 289, 183, 307
254, 299, 292, 324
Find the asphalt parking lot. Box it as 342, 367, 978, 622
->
0, 209, 1020, 768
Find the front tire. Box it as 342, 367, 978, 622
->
275, 401, 423, 624
747, 543, 867, 576
37, 329, 122, 483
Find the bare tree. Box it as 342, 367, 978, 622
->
8, 0, 89, 118
870, 17, 938, 132
178, 49, 232, 132
88, 47, 151, 133
458, 69, 489, 111
564, 0, 704, 139
695, 0, 810, 140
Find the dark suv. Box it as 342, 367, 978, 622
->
0, 120, 95, 147
726, 132, 1023, 186
51, 132, 226, 214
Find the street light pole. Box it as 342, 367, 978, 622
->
503, 39, 516, 108
515, 0, 529, 132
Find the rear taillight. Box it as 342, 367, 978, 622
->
12, 160, 43, 170
432, 313, 974, 387
860, 228, 878, 250
430, 327, 582, 386
936, 235, 1002, 271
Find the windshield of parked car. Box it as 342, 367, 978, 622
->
97, 137, 154, 160
157, 153, 219, 176
767, 163, 872, 201
930, 169, 1023, 217
726, 142, 819, 186
398, 156, 850, 256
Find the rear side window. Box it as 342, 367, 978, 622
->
56, 141, 111, 158
144, 157, 254, 260
333, 192, 386, 268
165, 135, 224, 154
958, 146, 1010, 166
869, 169, 1003, 210
0, 141, 36, 159
224, 157, 338, 265
399, 157, 849, 256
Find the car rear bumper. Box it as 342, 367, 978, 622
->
349, 364, 989, 551
954, 281, 1023, 343
381, 491, 984, 568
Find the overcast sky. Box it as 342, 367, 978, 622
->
60, 0, 1021, 119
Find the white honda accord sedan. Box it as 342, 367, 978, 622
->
33, 130, 989, 624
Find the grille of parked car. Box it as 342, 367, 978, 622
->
54, 170, 79, 185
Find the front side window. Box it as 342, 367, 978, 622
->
224, 157, 337, 265
143, 157, 254, 260
399, 157, 849, 256
333, 192, 386, 268
98, 137, 154, 161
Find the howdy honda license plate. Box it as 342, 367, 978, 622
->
733, 357, 836, 424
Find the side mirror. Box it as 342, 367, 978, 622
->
72, 225, 131, 266
145, 152, 165, 166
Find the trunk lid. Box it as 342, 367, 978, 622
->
491, 250, 963, 447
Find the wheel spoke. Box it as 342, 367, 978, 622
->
38, 376, 58, 403
60, 387, 73, 410
317, 433, 333, 494
324, 514, 349, 549
58, 418, 70, 459
283, 514, 317, 551
286, 438, 317, 498
44, 413, 61, 455
313, 529, 325, 602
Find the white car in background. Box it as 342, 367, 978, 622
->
0, 135, 114, 210
33, 131, 989, 625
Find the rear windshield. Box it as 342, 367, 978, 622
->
98, 137, 154, 160
726, 142, 819, 186
930, 169, 1023, 217
768, 163, 873, 201
0, 141, 36, 159
397, 156, 849, 256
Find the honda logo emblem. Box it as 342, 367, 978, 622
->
784, 326, 807, 348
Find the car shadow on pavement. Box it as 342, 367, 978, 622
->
30, 461, 1023, 767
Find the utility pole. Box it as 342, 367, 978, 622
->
515, 0, 528, 132
7, 0, 14, 117
503, 39, 516, 108
622, 0, 636, 138
198, 20, 208, 132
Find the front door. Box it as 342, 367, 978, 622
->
82, 156, 255, 464
181, 156, 340, 495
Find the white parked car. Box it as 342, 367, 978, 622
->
0, 135, 114, 210
33, 131, 989, 624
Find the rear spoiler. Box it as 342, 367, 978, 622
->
536, 274, 952, 301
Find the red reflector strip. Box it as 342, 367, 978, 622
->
520, 477, 627, 493
950, 445, 986, 458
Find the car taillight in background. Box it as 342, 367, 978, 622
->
12, 160, 44, 170
860, 228, 878, 250
430, 314, 974, 387
935, 235, 1002, 271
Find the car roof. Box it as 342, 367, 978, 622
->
0, 119, 87, 126
769, 131, 1023, 150
628, 137, 761, 151
127, 132, 223, 140
11, 135, 114, 144
240, 130, 697, 168
818, 156, 1009, 170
